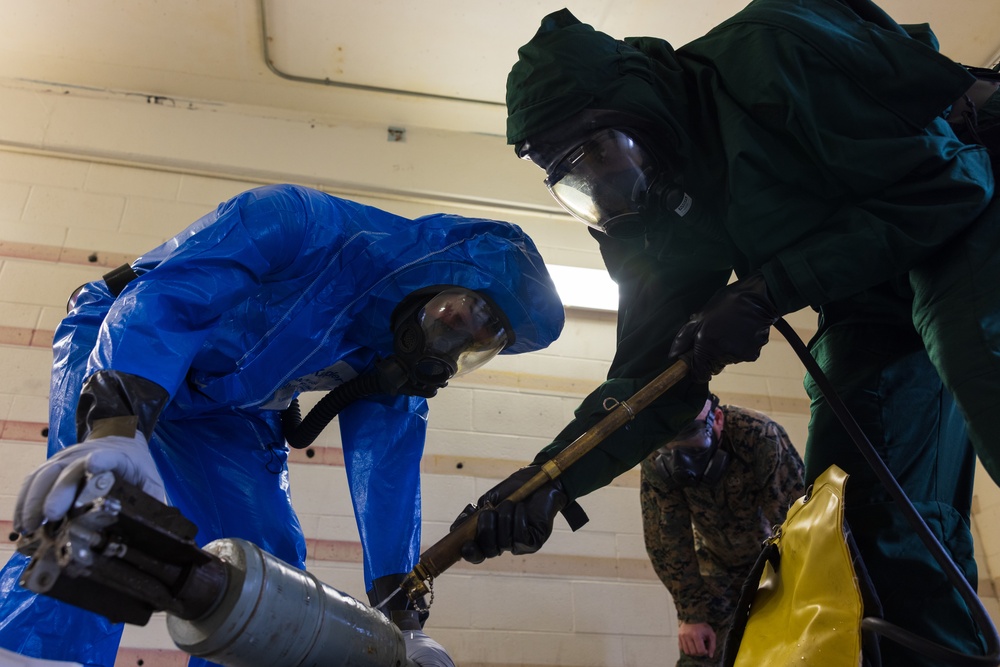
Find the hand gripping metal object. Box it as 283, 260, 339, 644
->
15, 472, 419, 667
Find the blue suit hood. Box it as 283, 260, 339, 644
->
80, 184, 564, 408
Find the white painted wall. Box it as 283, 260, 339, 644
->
0, 78, 996, 667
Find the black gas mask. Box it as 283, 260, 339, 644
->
654, 394, 729, 487
387, 287, 510, 397
281, 287, 509, 450
518, 110, 692, 239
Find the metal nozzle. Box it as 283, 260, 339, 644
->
399, 564, 431, 602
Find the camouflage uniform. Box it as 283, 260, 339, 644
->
640, 405, 805, 667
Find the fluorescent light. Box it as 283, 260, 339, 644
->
547, 264, 618, 312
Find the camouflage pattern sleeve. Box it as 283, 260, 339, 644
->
751, 417, 806, 526
639, 456, 711, 623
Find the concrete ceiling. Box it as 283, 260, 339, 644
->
1, 0, 998, 137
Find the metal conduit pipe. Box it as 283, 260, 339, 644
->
258, 0, 503, 107
167, 538, 418, 667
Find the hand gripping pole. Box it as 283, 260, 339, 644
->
396, 358, 689, 604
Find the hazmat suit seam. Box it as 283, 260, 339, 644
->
232, 229, 376, 387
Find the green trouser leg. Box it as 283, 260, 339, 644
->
911, 192, 1000, 485
804, 321, 984, 667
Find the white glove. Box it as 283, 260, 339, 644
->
403, 630, 456, 667
13, 433, 166, 534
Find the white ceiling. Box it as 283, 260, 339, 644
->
1, 0, 998, 137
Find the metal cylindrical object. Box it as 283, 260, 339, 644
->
167, 538, 415, 667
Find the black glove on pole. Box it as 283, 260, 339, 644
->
391, 359, 688, 607
669, 273, 779, 384
450, 465, 569, 564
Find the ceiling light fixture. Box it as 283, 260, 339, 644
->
546, 264, 618, 312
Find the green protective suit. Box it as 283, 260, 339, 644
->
507, 0, 997, 663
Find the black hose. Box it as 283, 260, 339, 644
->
281, 370, 389, 450
774, 317, 1000, 666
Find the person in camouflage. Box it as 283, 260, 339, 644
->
640, 395, 804, 666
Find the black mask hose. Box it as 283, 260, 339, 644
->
281, 360, 408, 450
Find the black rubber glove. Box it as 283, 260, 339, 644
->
669, 273, 779, 384
450, 465, 568, 564
76, 370, 170, 442
366, 573, 427, 630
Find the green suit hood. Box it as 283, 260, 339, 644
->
506, 3, 974, 194
505, 9, 698, 159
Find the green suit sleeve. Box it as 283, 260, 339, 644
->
532, 230, 731, 499
689, 17, 991, 313
761, 134, 994, 313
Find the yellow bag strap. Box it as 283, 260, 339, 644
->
772, 317, 1000, 666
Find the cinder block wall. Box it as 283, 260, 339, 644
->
0, 82, 996, 666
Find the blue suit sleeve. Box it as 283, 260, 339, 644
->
338, 393, 428, 590
49, 281, 118, 454
89, 186, 314, 396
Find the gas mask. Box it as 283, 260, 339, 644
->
281, 287, 509, 450
388, 287, 509, 397
654, 395, 729, 487
518, 110, 692, 239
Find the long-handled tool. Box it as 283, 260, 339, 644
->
380, 358, 690, 610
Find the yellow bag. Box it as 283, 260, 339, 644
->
723, 319, 1000, 667
728, 465, 866, 667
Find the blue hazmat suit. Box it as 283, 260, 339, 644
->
0, 184, 565, 666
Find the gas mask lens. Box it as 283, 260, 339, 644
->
417, 289, 508, 380
543, 129, 658, 239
